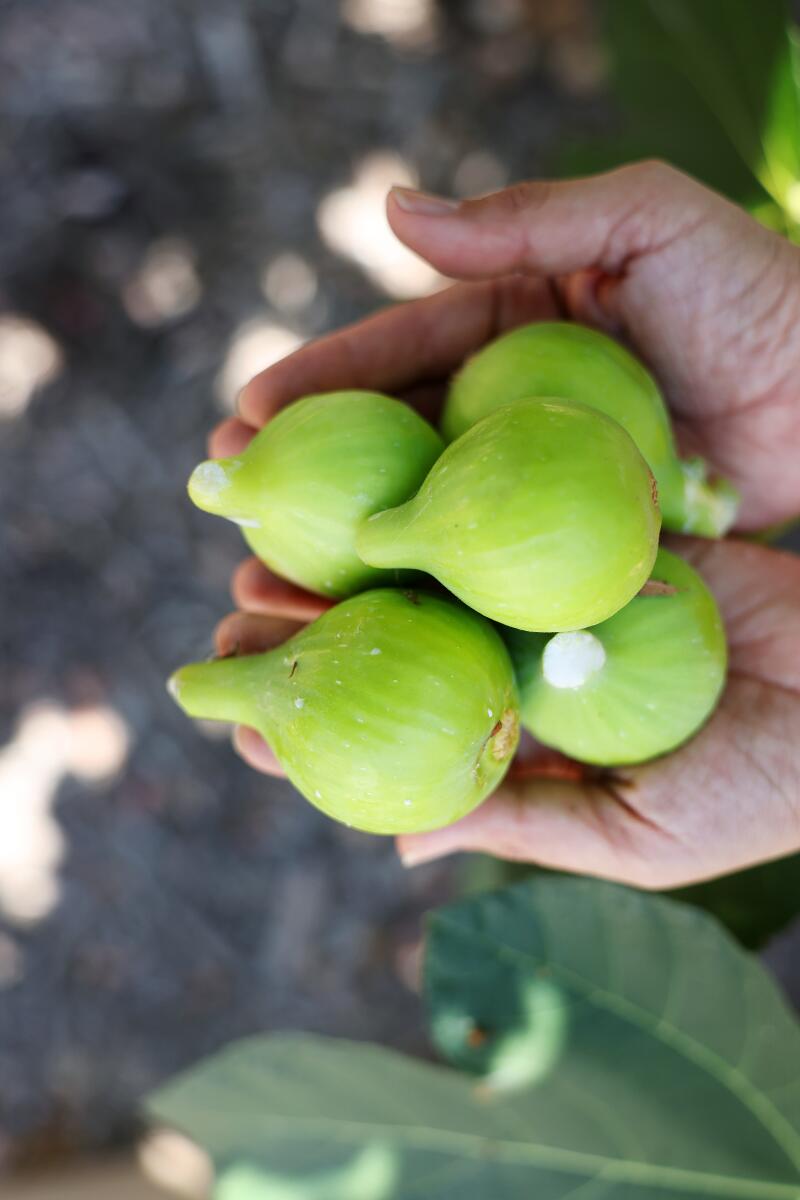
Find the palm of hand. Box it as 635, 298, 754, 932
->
204, 165, 800, 885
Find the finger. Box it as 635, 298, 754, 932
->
663, 535, 800, 689
208, 417, 257, 459
213, 610, 305, 658
395, 774, 676, 888
237, 276, 560, 427
233, 724, 285, 777
231, 558, 332, 621
387, 162, 713, 281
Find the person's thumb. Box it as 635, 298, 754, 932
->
387, 161, 716, 281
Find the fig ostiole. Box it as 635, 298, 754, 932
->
442, 322, 739, 538
187, 391, 444, 599
504, 548, 727, 766
355, 398, 661, 633
169, 588, 519, 835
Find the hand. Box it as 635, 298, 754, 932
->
208, 161, 800, 887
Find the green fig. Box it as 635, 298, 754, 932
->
169, 588, 519, 835
356, 398, 661, 633
188, 391, 444, 598
443, 322, 739, 538
505, 548, 727, 766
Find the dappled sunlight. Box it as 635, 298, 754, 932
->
316, 153, 445, 299
0, 701, 130, 924
452, 149, 508, 197
216, 1143, 399, 1200
215, 318, 303, 410
0, 315, 63, 419
138, 1129, 213, 1199
479, 976, 569, 1094
122, 237, 203, 327
261, 253, 318, 314
341, 0, 438, 49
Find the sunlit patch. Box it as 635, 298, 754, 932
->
0, 702, 131, 924
453, 149, 508, 197
316, 153, 445, 299
138, 1129, 214, 1199
785, 181, 800, 224
342, 0, 437, 48
261, 253, 318, 314
215, 319, 303, 410
215, 1142, 399, 1200
0, 315, 63, 419
480, 977, 568, 1093
123, 237, 203, 327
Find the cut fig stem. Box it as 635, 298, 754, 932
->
168, 654, 271, 728
676, 460, 740, 537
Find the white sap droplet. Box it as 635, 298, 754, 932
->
314, 790, 322, 799
294, 697, 305, 709
193, 461, 230, 494
335, 680, 342, 685
403, 799, 412, 807
369, 647, 381, 655
542, 632, 606, 690
487, 709, 493, 718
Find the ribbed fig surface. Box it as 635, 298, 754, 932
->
169, 588, 519, 834
356, 398, 661, 632
443, 322, 738, 537
506, 548, 727, 765
188, 391, 444, 598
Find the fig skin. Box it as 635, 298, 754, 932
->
187, 391, 444, 599
505, 548, 727, 766
169, 589, 519, 835
356, 398, 661, 633
443, 322, 739, 537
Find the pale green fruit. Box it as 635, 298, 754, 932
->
506, 548, 727, 765
356, 398, 661, 632
188, 391, 444, 598
169, 588, 519, 835
443, 322, 739, 537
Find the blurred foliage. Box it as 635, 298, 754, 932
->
670, 853, 800, 950
561, 0, 800, 241
149, 877, 800, 1198
462, 850, 800, 953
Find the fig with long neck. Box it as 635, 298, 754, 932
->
442, 322, 739, 537
169, 589, 519, 835
357, 398, 661, 633
188, 391, 444, 598
505, 548, 727, 765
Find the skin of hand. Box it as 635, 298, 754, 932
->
207, 161, 800, 888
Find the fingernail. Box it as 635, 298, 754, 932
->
396, 839, 446, 868
390, 186, 460, 216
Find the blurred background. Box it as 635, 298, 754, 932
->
0, 1, 798, 1195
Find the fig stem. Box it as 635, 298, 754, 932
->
168, 654, 274, 729
356, 503, 418, 569
677, 460, 740, 537
187, 457, 258, 524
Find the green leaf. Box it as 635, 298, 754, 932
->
149, 879, 800, 1197
561, 0, 800, 237
426, 877, 800, 1190
668, 854, 800, 950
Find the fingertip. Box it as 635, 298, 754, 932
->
233, 724, 285, 776
207, 417, 257, 459
213, 611, 303, 657
232, 556, 331, 620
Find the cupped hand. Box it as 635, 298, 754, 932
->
207, 161, 800, 886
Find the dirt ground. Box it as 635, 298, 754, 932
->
1, 0, 798, 1181
0, 0, 620, 1165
